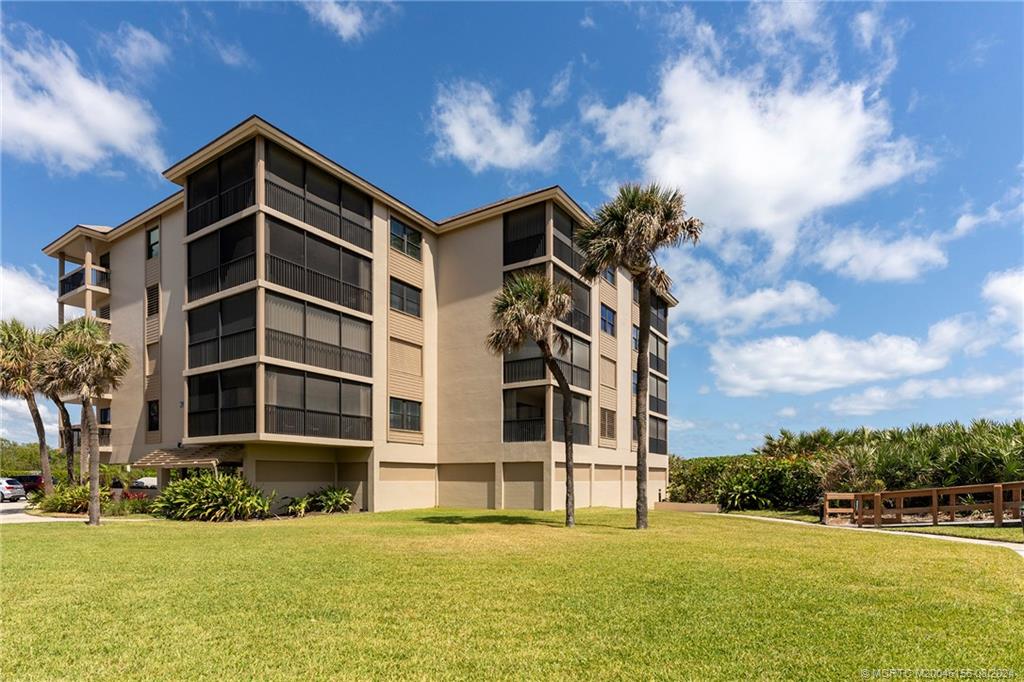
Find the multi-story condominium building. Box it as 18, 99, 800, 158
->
42, 116, 674, 512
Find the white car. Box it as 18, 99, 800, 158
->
131, 477, 158, 489
1, 479, 27, 501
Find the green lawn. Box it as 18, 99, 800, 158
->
2, 509, 1022, 680
891, 523, 1024, 544
725, 508, 821, 523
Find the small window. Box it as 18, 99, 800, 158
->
600, 304, 616, 336
389, 217, 422, 260
632, 370, 638, 395
389, 278, 421, 317
632, 325, 640, 352
602, 267, 616, 285
146, 226, 160, 260
600, 408, 616, 439
389, 397, 422, 432
98, 407, 111, 424
147, 401, 159, 432
146, 285, 159, 317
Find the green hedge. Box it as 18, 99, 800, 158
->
669, 419, 1024, 512
152, 472, 272, 522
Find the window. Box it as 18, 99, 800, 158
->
390, 338, 422, 376
186, 141, 255, 233
187, 216, 256, 301
600, 408, 616, 440
599, 356, 616, 389
146, 226, 160, 259
650, 375, 668, 415
219, 366, 257, 434
650, 416, 668, 454
553, 392, 590, 444
98, 407, 111, 424
390, 217, 422, 260
632, 370, 638, 395
632, 325, 640, 352
554, 333, 591, 389
554, 267, 591, 334
651, 334, 668, 374
188, 292, 256, 368
146, 285, 159, 317
390, 278, 421, 317
147, 401, 159, 432
389, 398, 422, 432
600, 304, 616, 336
503, 203, 546, 265
342, 251, 372, 312
602, 267, 616, 285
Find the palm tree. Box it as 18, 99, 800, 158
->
577, 183, 703, 529
0, 320, 56, 496
486, 272, 578, 527
40, 326, 78, 484
46, 318, 130, 525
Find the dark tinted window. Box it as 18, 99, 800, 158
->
267, 218, 305, 264
188, 303, 219, 343
220, 366, 256, 408
219, 141, 254, 189
220, 216, 255, 262
341, 182, 371, 219
307, 164, 339, 204
266, 141, 304, 188
188, 233, 218, 276
188, 161, 219, 206
307, 235, 341, 277
220, 291, 256, 336
188, 373, 218, 412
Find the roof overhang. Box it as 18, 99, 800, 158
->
436, 185, 593, 234
42, 191, 184, 258
135, 444, 244, 469
162, 115, 437, 233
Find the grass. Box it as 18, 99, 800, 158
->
890, 522, 1024, 544
2, 508, 1022, 680
724, 508, 821, 523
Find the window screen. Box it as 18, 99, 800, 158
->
341, 382, 372, 417
188, 233, 219, 277
342, 316, 371, 353
266, 293, 304, 334
266, 141, 304, 188
220, 216, 255, 262
307, 235, 341, 278
265, 368, 304, 409
266, 218, 305, 265
307, 304, 340, 346
306, 374, 340, 413
306, 164, 340, 205
220, 291, 256, 336
219, 141, 254, 189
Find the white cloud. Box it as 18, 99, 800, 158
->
0, 264, 58, 329
815, 229, 947, 282
1, 23, 166, 174
830, 372, 1021, 416
580, 9, 596, 29
0, 395, 59, 445
669, 417, 696, 432
982, 268, 1024, 353
949, 188, 1023, 239
711, 316, 978, 397
431, 80, 562, 173
662, 250, 835, 335
583, 54, 926, 264
666, 6, 723, 62
745, 1, 831, 55
102, 23, 170, 76
776, 406, 797, 418
303, 1, 391, 42
543, 63, 573, 108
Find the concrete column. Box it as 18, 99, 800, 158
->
83, 237, 94, 319
495, 461, 504, 510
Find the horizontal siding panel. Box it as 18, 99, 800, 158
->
600, 386, 616, 411
145, 315, 160, 343
389, 249, 424, 289
599, 437, 616, 449
389, 338, 422, 376
600, 333, 616, 359
631, 303, 639, 326
389, 371, 423, 401
145, 258, 160, 286
145, 430, 161, 444
388, 309, 423, 344
599, 281, 616, 308
388, 429, 425, 445
144, 374, 161, 401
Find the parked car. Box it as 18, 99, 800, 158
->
1, 479, 27, 502
12, 474, 46, 494
131, 477, 158, 489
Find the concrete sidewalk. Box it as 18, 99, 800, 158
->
0, 500, 81, 525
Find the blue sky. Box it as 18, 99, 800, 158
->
1, 1, 1022, 455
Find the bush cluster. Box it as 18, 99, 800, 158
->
151, 472, 272, 522
669, 419, 1024, 512
33, 484, 109, 514
102, 491, 153, 516
286, 486, 354, 517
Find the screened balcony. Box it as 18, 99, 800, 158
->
265, 292, 372, 376
553, 333, 591, 390
503, 343, 546, 383
650, 335, 668, 375
553, 392, 590, 446
186, 140, 255, 234
187, 366, 257, 437
503, 203, 546, 265
59, 264, 110, 299
553, 204, 586, 274
265, 218, 372, 313
554, 267, 591, 335
503, 387, 546, 442
264, 367, 372, 440
652, 297, 668, 336
632, 416, 669, 455
187, 292, 257, 369
187, 217, 256, 302
264, 141, 373, 252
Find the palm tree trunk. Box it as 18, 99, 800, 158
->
82, 397, 101, 526
634, 273, 652, 530
25, 392, 55, 496
540, 340, 575, 528
53, 395, 75, 484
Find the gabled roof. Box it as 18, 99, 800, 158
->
42, 192, 183, 257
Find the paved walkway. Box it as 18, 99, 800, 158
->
709, 512, 1024, 559
0, 500, 81, 525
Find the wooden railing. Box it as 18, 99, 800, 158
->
824, 481, 1024, 527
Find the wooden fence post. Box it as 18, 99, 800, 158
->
931, 488, 938, 526
895, 494, 903, 524
822, 494, 830, 525
949, 492, 957, 522
874, 493, 882, 527
856, 495, 864, 528
1012, 487, 1021, 520
993, 484, 1003, 528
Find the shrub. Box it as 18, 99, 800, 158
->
102, 491, 153, 516
35, 484, 110, 514
152, 472, 272, 522
285, 486, 354, 517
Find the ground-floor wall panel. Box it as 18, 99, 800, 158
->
377, 462, 436, 511
503, 462, 543, 510
438, 463, 495, 509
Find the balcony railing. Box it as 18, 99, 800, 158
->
188, 253, 256, 302
651, 355, 668, 375
504, 357, 546, 383
98, 428, 111, 447
265, 179, 374, 252
266, 406, 371, 441
562, 309, 590, 335
265, 254, 371, 313
503, 236, 545, 265
652, 314, 668, 336
187, 178, 255, 234
555, 360, 590, 390
553, 421, 590, 445
650, 396, 668, 415
188, 407, 255, 437
265, 329, 372, 377
342, 283, 372, 314
504, 419, 545, 442
341, 348, 372, 377
553, 238, 586, 273
59, 268, 85, 296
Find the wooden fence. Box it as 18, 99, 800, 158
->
823, 481, 1024, 527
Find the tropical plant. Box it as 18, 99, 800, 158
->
152, 471, 273, 522
286, 486, 354, 516
0, 320, 57, 496
577, 183, 703, 529
102, 491, 153, 516
39, 327, 78, 484
485, 272, 578, 527
35, 483, 110, 514
43, 318, 131, 525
